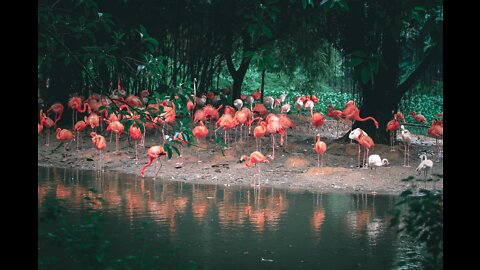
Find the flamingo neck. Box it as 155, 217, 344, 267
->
141, 156, 155, 176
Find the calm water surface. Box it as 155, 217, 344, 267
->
38, 166, 415, 269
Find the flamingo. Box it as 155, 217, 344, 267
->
416, 154, 434, 188
368, 154, 389, 170
246, 95, 255, 111
386, 113, 399, 151
278, 114, 296, 146
311, 112, 325, 136
129, 124, 143, 163
314, 134, 327, 167
234, 99, 243, 111
73, 120, 88, 150
106, 120, 124, 153
294, 97, 304, 114
47, 102, 64, 126
349, 128, 375, 169
428, 120, 443, 162
251, 88, 261, 100
341, 100, 379, 131
281, 103, 290, 114
234, 109, 249, 142
56, 128, 74, 158
252, 103, 268, 118
173, 131, 189, 167
141, 145, 167, 179
215, 114, 238, 146
253, 119, 267, 151
85, 113, 100, 132
266, 114, 284, 160
411, 111, 427, 124
264, 96, 274, 110
240, 151, 269, 187
400, 125, 412, 167
192, 120, 209, 142
40, 111, 55, 146
90, 132, 107, 172
327, 104, 343, 138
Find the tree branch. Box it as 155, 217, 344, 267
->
394, 47, 436, 97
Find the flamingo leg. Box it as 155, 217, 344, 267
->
317, 154, 320, 167
154, 159, 163, 179
271, 134, 275, 160
357, 144, 361, 168
135, 141, 138, 164
321, 154, 324, 167
116, 133, 119, 153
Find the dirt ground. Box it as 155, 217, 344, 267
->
38, 115, 443, 195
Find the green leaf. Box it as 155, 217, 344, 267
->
348, 58, 363, 67
171, 145, 180, 156
360, 66, 371, 84
261, 24, 273, 38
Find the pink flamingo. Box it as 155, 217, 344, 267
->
73, 120, 88, 150
129, 124, 143, 163
56, 128, 74, 158
411, 111, 427, 124
428, 120, 443, 162
240, 151, 270, 187
349, 128, 375, 169
327, 104, 343, 138
141, 145, 167, 179
47, 102, 64, 126
341, 100, 379, 130
314, 134, 327, 167
90, 132, 107, 171
107, 120, 124, 153
386, 113, 399, 151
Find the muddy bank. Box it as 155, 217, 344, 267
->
38, 118, 443, 195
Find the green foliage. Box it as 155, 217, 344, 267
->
390, 175, 443, 270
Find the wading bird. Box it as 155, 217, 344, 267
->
314, 134, 327, 167
240, 151, 269, 187
400, 125, 412, 167
91, 132, 107, 172
368, 154, 389, 170
141, 145, 167, 179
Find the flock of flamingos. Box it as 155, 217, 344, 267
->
38, 85, 443, 186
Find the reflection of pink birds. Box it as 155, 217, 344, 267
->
240, 151, 269, 187
56, 128, 74, 158
47, 102, 64, 126
141, 146, 167, 179
90, 132, 107, 171
314, 134, 327, 167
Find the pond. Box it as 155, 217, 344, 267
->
38, 166, 420, 270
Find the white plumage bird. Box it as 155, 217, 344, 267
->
416, 154, 433, 178
233, 99, 243, 111
264, 96, 274, 109
368, 154, 389, 169
294, 98, 304, 114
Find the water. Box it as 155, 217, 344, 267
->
38, 166, 418, 269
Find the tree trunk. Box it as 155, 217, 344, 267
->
260, 68, 266, 103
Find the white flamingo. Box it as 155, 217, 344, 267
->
368, 154, 389, 170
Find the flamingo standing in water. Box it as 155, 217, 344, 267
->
386, 113, 399, 151
400, 125, 412, 167
349, 128, 375, 169
129, 124, 143, 163
56, 128, 74, 158
314, 134, 327, 167
240, 151, 269, 187
428, 120, 443, 162
141, 145, 167, 179
73, 119, 88, 150
90, 132, 107, 171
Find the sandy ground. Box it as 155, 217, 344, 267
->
38, 115, 443, 195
